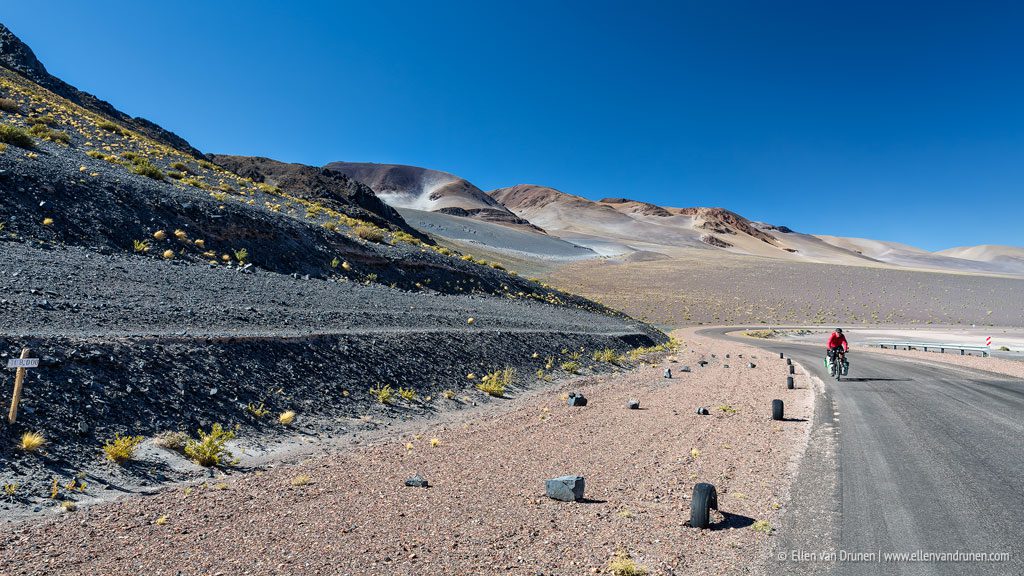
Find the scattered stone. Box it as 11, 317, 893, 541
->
748, 362, 756, 368
663, 368, 672, 379
627, 399, 640, 410
695, 407, 710, 415
404, 475, 429, 488
567, 392, 588, 407
545, 475, 585, 502
697, 360, 709, 367
680, 366, 691, 372
723, 364, 729, 368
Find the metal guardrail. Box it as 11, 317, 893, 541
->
871, 341, 990, 357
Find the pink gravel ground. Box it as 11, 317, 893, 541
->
0, 329, 813, 576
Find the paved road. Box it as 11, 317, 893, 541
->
701, 328, 1023, 575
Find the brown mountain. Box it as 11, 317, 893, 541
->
208, 155, 424, 238
324, 161, 537, 229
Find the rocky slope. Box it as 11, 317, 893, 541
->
207, 154, 424, 239
0, 22, 665, 507
0, 23, 200, 157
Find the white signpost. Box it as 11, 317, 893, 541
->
7, 348, 38, 424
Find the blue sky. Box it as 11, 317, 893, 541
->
5, 1, 1022, 250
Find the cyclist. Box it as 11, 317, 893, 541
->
826, 328, 849, 375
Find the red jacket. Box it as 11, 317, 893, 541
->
827, 332, 849, 351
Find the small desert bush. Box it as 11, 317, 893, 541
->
477, 367, 514, 397
102, 433, 145, 464
170, 161, 188, 171
291, 474, 311, 486
153, 431, 189, 451
718, 405, 738, 415
278, 410, 296, 425
28, 123, 70, 144
397, 387, 418, 402
353, 224, 386, 243
998, 346, 1010, 352
560, 361, 581, 374
130, 159, 165, 180
390, 230, 421, 245
246, 402, 270, 418
607, 549, 646, 576
97, 120, 124, 134
0, 124, 34, 148
183, 423, 236, 467
743, 330, 778, 339
370, 384, 394, 404
0, 98, 21, 113
27, 114, 55, 126
133, 239, 150, 253
430, 438, 441, 447
592, 348, 623, 364
19, 431, 46, 452
233, 248, 248, 264
751, 520, 773, 534
441, 389, 456, 400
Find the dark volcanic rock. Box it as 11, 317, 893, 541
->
208, 155, 425, 239
545, 475, 585, 502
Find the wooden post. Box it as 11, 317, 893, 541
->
8, 348, 30, 424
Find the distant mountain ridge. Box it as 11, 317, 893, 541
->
324, 161, 538, 230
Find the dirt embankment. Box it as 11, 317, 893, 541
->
0, 330, 813, 576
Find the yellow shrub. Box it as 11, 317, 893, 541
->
102, 433, 145, 464
19, 431, 46, 452
183, 423, 235, 467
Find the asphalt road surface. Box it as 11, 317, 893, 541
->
701, 328, 1023, 576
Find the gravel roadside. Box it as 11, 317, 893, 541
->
0, 329, 813, 576
856, 346, 1024, 380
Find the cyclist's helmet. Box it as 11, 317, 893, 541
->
835, 328, 843, 334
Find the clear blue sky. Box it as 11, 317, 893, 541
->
5, 1, 1022, 250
